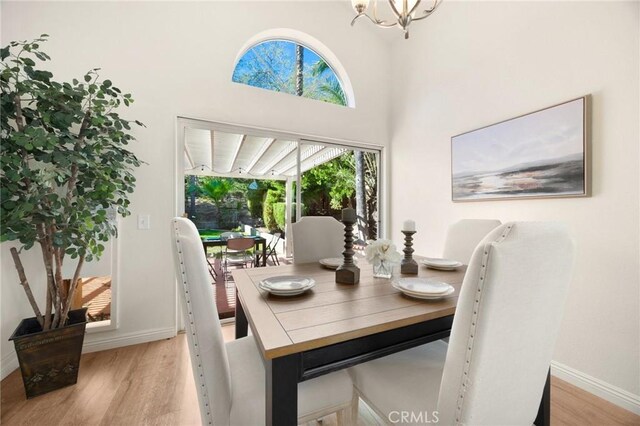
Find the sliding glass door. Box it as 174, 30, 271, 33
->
296, 140, 380, 242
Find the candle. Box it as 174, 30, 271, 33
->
403, 219, 416, 232
342, 208, 356, 223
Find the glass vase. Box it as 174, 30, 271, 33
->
373, 261, 393, 279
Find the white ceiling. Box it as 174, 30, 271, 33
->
184, 128, 348, 181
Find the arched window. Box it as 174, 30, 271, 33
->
232, 32, 353, 108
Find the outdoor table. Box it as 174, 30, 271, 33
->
202, 235, 268, 267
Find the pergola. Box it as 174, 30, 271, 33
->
183, 128, 346, 181
183, 127, 348, 256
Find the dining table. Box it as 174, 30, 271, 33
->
201, 235, 267, 267
232, 258, 551, 426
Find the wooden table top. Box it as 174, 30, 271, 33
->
232, 260, 467, 359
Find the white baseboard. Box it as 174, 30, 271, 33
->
551, 360, 640, 415
0, 327, 177, 380
82, 327, 176, 353
1, 351, 19, 381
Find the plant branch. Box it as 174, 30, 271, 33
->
61, 254, 85, 325
51, 225, 65, 328
37, 224, 56, 329
13, 94, 25, 132
9, 248, 44, 328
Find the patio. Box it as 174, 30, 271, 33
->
207, 251, 292, 319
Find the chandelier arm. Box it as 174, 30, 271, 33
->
374, 20, 400, 28
351, 12, 397, 27
350, 13, 367, 26
407, 0, 424, 17
387, 0, 403, 19
372, 0, 383, 22
411, 0, 442, 21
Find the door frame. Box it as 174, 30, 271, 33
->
174, 116, 388, 329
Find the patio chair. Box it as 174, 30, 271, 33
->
206, 257, 218, 281
223, 237, 256, 281
170, 217, 353, 425
257, 232, 281, 266
220, 231, 243, 241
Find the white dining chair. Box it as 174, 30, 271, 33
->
349, 222, 575, 425
171, 217, 353, 425
442, 219, 502, 264
291, 216, 344, 264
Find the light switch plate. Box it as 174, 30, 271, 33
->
137, 214, 151, 230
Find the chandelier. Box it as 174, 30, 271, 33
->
350, 0, 442, 39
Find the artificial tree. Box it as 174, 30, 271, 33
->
1, 35, 143, 330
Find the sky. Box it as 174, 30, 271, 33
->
232, 40, 340, 97
452, 98, 585, 176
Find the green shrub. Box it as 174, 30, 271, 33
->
263, 190, 281, 231
273, 203, 286, 231
247, 189, 264, 218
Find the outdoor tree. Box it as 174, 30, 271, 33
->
199, 177, 235, 222
232, 40, 346, 107
185, 175, 200, 219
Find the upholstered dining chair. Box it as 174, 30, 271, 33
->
291, 216, 344, 264
349, 222, 575, 425
171, 218, 354, 425
442, 219, 502, 264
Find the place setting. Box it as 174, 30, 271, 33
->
258, 276, 316, 296
392, 277, 455, 300
419, 257, 463, 271
319, 257, 358, 270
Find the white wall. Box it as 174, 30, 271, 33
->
0, 1, 390, 376
388, 0, 639, 406
3, 0, 638, 413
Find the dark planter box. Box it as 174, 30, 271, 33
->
9, 308, 88, 399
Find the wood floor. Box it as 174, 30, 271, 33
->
2, 325, 638, 426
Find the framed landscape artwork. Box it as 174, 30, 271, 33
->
451, 96, 590, 202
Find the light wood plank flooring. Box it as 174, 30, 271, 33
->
1, 325, 638, 425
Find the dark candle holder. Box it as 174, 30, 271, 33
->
400, 230, 418, 275
336, 209, 360, 284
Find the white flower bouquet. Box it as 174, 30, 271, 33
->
365, 240, 402, 278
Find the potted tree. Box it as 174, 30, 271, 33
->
1, 35, 143, 398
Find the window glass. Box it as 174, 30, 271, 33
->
232, 40, 348, 107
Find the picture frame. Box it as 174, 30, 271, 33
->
451, 96, 590, 202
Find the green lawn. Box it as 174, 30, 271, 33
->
198, 229, 227, 239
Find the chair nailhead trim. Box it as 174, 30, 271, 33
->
453, 224, 514, 425
173, 221, 215, 425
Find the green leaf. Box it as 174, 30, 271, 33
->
1, 35, 144, 318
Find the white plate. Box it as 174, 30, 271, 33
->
392, 282, 455, 300
394, 277, 453, 295
319, 257, 357, 269
259, 285, 312, 296
420, 257, 463, 270
259, 276, 315, 296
